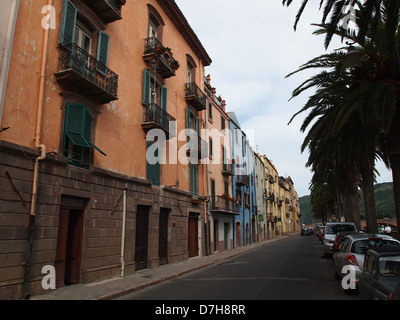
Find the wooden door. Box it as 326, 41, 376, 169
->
55, 209, 69, 288
224, 223, 230, 250
64, 209, 83, 284
236, 222, 242, 247
188, 214, 198, 258
55, 208, 83, 287
135, 206, 149, 270
158, 208, 169, 265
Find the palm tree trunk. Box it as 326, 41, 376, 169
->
360, 153, 378, 233
340, 163, 361, 230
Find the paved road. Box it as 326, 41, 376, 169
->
118, 234, 358, 300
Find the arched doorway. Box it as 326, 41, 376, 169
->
235, 221, 241, 247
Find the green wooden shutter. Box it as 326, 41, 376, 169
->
59, 0, 77, 44
64, 104, 106, 156
195, 118, 200, 136
221, 116, 225, 130
147, 142, 160, 186
186, 107, 191, 129
142, 69, 151, 106
97, 31, 110, 67
209, 138, 213, 158
65, 104, 90, 148
161, 86, 167, 111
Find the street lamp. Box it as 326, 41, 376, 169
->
343, 42, 364, 67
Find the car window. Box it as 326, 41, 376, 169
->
339, 237, 351, 252
351, 239, 400, 255
325, 224, 356, 234
379, 255, 400, 277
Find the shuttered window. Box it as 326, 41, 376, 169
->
63, 103, 106, 168
160, 86, 167, 111
147, 142, 161, 186
142, 69, 167, 108
59, 0, 77, 44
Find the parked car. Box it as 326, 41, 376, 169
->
324, 222, 357, 257
358, 247, 400, 300
332, 233, 400, 292
301, 227, 313, 236
332, 231, 360, 252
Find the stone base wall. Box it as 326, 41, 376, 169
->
0, 140, 206, 299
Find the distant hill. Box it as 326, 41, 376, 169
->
299, 182, 395, 225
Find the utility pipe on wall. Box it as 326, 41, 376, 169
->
24, 0, 52, 299
120, 184, 127, 277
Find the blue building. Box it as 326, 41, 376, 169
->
227, 112, 255, 247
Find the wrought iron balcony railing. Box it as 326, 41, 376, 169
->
185, 82, 206, 111
142, 103, 176, 139
236, 174, 250, 186
143, 37, 178, 79
211, 195, 240, 214
56, 43, 118, 104
84, 0, 123, 23
222, 163, 234, 176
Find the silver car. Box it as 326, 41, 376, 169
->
332, 233, 400, 291
323, 222, 357, 257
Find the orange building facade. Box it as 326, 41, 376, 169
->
0, 0, 212, 299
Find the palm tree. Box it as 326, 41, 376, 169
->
285, 1, 400, 237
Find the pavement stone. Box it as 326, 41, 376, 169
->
31, 236, 289, 300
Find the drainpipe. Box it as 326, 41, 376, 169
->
120, 184, 127, 277
204, 106, 210, 256
24, 0, 52, 298
0, 0, 20, 127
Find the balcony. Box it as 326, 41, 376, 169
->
142, 103, 176, 139
236, 174, 250, 186
143, 37, 178, 79
84, 0, 123, 24
185, 82, 206, 111
222, 163, 234, 176
211, 195, 240, 215
55, 43, 118, 104
186, 131, 208, 161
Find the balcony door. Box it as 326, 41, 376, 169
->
74, 24, 92, 54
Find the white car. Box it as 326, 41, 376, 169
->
323, 222, 357, 257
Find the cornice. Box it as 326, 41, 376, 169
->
157, 0, 212, 66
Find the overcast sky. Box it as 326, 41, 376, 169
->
174, 0, 393, 197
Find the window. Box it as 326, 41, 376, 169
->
63, 103, 106, 168
147, 6, 164, 40
74, 23, 92, 54
142, 69, 167, 110
147, 142, 161, 186
208, 103, 213, 120
186, 55, 197, 84
186, 107, 200, 195
59, 0, 110, 68
209, 138, 213, 159
221, 116, 225, 131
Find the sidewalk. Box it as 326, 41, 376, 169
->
31, 236, 290, 300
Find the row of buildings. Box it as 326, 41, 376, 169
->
0, 0, 300, 299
